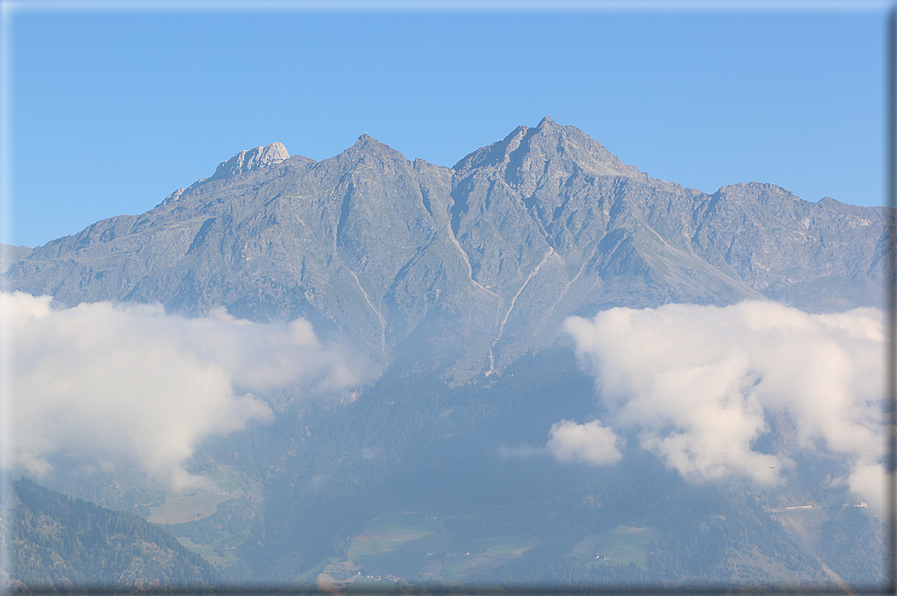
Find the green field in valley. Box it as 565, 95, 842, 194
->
584, 524, 660, 569
328, 510, 540, 583
175, 534, 240, 565
148, 465, 246, 524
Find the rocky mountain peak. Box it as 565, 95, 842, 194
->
528, 119, 643, 180
342, 134, 409, 166
352, 133, 398, 152
453, 118, 644, 187
209, 142, 289, 181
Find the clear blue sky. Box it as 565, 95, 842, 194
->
1, 1, 890, 248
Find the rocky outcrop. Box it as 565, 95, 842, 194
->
1, 244, 34, 275
208, 142, 290, 181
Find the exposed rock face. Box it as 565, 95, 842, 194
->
4, 120, 891, 380
0, 244, 34, 275
208, 142, 290, 181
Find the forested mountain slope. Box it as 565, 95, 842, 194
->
1, 478, 220, 591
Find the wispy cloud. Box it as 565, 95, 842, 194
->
2, 292, 365, 489
497, 444, 546, 459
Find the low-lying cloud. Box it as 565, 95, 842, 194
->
2, 292, 364, 489
546, 419, 623, 466
560, 301, 886, 510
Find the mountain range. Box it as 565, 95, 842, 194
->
1, 117, 891, 591
3, 117, 889, 382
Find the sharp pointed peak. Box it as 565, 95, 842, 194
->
354, 133, 392, 149
347, 134, 407, 161
454, 117, 646, 181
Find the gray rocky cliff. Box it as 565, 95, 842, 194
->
1, 244, 34, 275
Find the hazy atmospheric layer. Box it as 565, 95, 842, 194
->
3, 290, 885, 513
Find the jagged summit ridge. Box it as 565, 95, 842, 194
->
5, 118, 888, 381
209, 142, 289, 180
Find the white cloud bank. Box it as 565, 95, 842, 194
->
560, 301, 886, 510
1, 292, 363, 489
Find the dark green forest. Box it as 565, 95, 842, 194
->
2, 477, 220, 592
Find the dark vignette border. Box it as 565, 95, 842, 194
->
884, 5, 897, 596
2, 581, 894, 596
2, 3, 896, 596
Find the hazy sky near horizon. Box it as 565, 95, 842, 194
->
2, 1, 889, 248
